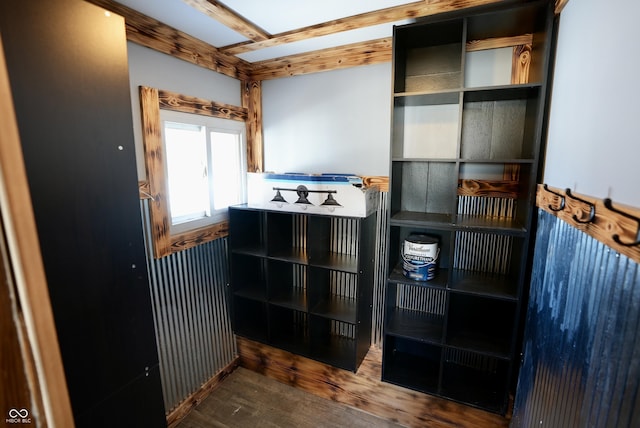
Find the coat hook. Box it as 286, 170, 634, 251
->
543, 184, 565, 212
603, 198, 640, 247
565, 188, 595, 224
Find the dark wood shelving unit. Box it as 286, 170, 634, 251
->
382, 0, 556, 414
229, 205, 376, 372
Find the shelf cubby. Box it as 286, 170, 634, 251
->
310, 316, 358, 371
233, 297, 268, 342
393, 18, 464, 94
441, 348, 510, 413
230, 254, 267, 301
269, 306, 310, 356
391, 161, 457, 216
445, 293, 516, 358
382, 336, 442, 395
268, 260, 307, 311
460, 87, 542, 161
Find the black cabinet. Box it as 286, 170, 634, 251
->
229, 205, 375, 372
1, 1, 166, 425
382, 1, 555, 414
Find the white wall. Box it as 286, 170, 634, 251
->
262, 63, 391, 176
543, 0, 640, 207
126, 42, 241, 179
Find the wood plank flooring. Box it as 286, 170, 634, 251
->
175, 367, 403, 428
237, 338, 510, 428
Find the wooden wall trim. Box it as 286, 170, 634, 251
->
158, 89, 248, 121
86, 0, 252, 80
242, 81, 264, 173
0, 34, 74, 427
537, 184, 640, 264
166, 357, 239, 428
251, 38, 393, 81
237, 337, 509, 428
139, 86, 171, 258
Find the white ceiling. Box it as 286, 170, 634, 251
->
114, 0, 416, 62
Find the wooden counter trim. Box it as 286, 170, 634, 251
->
537, 184, 640, 264
237, 337, 509, 428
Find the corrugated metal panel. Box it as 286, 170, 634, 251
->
513, 209, 640, 427
140, 201, 237, 413
372, 192, 389, 346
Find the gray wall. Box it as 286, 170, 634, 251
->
543, 0, 640, 207
126, 42, 241, 180
262, 63, 391, 176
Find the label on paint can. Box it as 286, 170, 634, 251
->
402, 234, 439, 281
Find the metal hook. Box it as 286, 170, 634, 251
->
565, 189, 595, 224
603, 198, 640, 247
543, 184, 565, 212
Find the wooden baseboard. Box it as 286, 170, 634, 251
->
237, 337, 509, 428
166, 356, 240, 428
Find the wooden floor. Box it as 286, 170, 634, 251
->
175, 367, 403, 428
172, 338, 510, 428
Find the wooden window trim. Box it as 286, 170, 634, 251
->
139, 86, 248, 258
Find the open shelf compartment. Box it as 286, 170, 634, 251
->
233, 297, 268, 342
441, 347, 510, 413
382, 335, 442, 395
268, 260, 307, 311
310, 316, 358, 371
231, 254, 267, 301
269, 306, 310, 356
445, 293, 517, 358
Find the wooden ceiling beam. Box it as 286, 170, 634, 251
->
250, 38, 393, 81
182, 0, 271, 41
221, 0, 511, 56
87, 0, 252, 81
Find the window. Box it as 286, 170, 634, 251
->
161, 110, 246, 234
139, 86, 250, 258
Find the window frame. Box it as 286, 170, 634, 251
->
161, 110, 247, 233
139, 86, 249, 258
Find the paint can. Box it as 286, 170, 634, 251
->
402, 234, 439, 281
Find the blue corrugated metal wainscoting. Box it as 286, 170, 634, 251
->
513, 209, 640, 427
